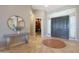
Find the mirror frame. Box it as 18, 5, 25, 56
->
7, 15, 25, 32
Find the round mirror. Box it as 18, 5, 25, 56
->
8, 15, 25, 32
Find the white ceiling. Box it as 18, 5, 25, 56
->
32, 5, 67, 13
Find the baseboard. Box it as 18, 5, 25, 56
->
69, 37, 78, 40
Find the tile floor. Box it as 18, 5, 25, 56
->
1, 35, 79, 53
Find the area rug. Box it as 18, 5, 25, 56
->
43, 39, 66, 48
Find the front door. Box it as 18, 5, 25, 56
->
51, 16, 69, 39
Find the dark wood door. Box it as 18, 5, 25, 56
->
51, 16, 69, 39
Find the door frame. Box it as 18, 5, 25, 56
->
35, 18, 42, 36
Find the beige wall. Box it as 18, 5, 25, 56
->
30, 10, 36, 35
76, 7, 79, 40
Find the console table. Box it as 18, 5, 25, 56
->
3, 33, 29, 49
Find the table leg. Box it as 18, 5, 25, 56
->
5, 37, 10, 49
23, 36, 28, 43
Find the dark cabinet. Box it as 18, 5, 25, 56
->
51, 16, 69, 39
